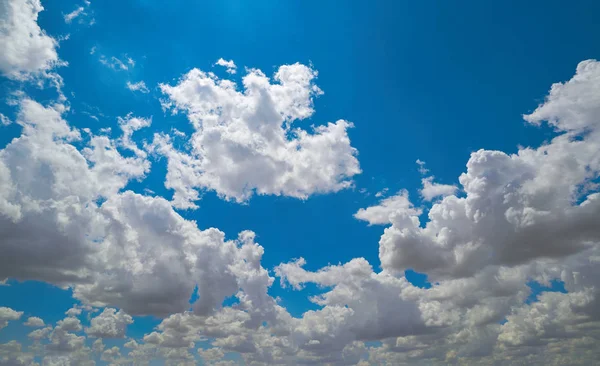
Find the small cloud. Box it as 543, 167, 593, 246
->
127, 57, 135, 67
64, 1, 94, 25
57, 34, 71, 42
100, 55, 129, 70
416, 159, 429, 175
64, 6, 84, 23
24, 317, 45, 327
0, 113, 11, 126
215, 58, 237, 74
354, 190, 421, 226
375, 188, 389, 198
90, 46, 96, 55
172, 128, 186, 137
420, 176, 457, 201
126, 81, 149, 93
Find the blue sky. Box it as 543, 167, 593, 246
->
1, 0, 600, 365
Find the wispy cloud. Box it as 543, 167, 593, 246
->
100, 55, 130, 71
64, 7, 84, 23
126, 81, 150, 93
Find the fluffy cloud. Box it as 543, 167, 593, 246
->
154, 62, 361, 208
0, 98, 149, 285
23, 316, 44, 327
374, 61, 600, 279
2, 55, 600, 365
419, 176, 457, 201
0, 97, 281, 320
0, 341, 36, 366
0, 0, 60, 80
353, 190, 421, 226
0, 307, 22, 330
215, 58, 237, 74
85, 308, 133, 338
412, 160, 458, 201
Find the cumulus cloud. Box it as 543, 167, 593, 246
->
354, 190, 421, 225
377, 61, 600, 279
0, 307, 22, 329
154, 62, 361, 208
0, 340, 36, 365
2, 59, 600, 365
23, 316, 44, 327
414, 160, 458, 201
85, 308, 133, 338
126, 80, 150, 93
0, 96, 280, 321
0, 0, 60, 80
416, 158, 429, 174
215, 58, 237, 74
419, 176, 457, 201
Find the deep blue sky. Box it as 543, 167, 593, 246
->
1, 0, 598, 358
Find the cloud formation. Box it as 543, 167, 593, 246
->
1, 5, 599, 361
126, 80, 150, 93
154, 62, 361, 208
0, 0, 60, 80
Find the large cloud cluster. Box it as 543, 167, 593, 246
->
1, 60, 599, 365
152, 62, 361, 208
1, 1, 600, 364
0, 98, 278, 322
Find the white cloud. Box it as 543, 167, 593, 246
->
0, 113, 11, 126
118, 114, 151, 157
28, 325, 52, 341
91, 338, 104, 353
378, 63, 600, 280
63, 1, 93, 25
101, 346, 121, 362
416, 158, 429, 174
65, 307, 82, 318
0, 340, 36, 365
99, 55, 129, 70
354, 190, 421, 226
0, 96, 278, 320
126, 80, 150, 93
85, 308, 133, 338
0, 307, 22, 329
374, 187, 388, 197
63, 6, 84, 23
419, 176, 457, 201
215, 58, 237, 74
2, 59, 600, 365
155, 62, 361, 208
524, 59, 600, 133
23, 316, 44, 327
0, 0, 60, 80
